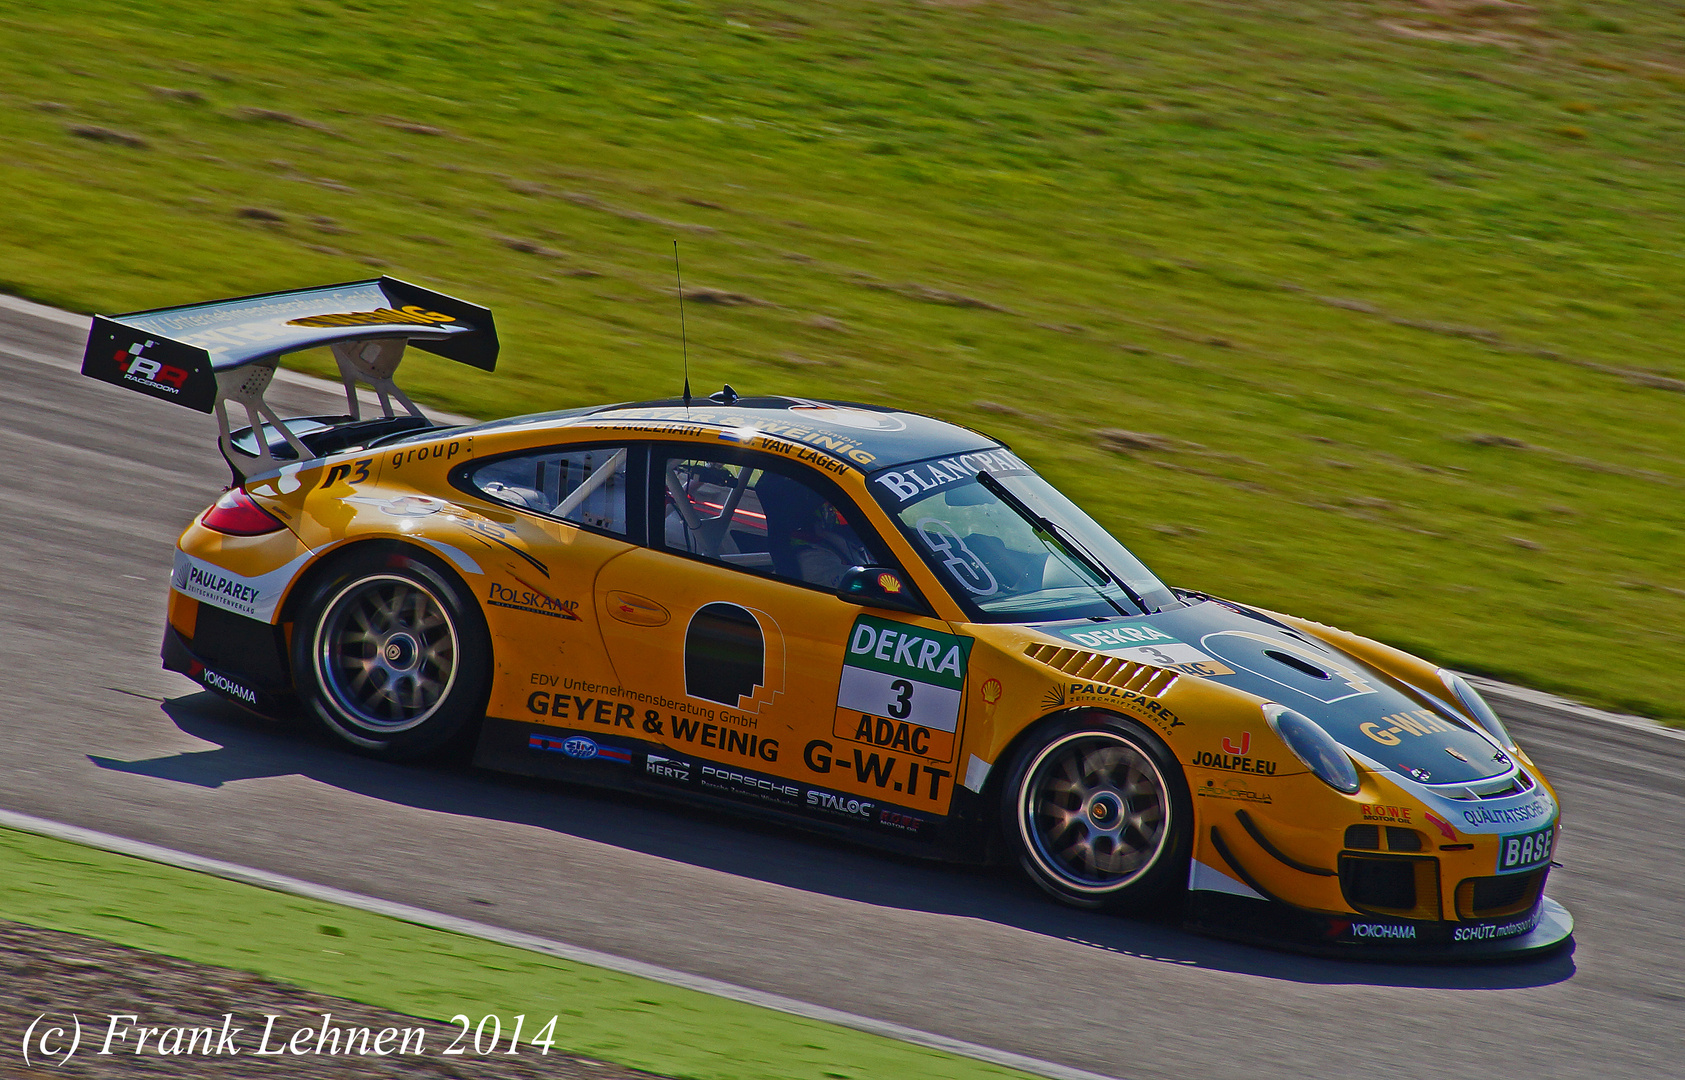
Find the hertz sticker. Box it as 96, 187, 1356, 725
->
834, 615, 972, 761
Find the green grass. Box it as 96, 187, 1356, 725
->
2, 0, 1683, 719
0, 825, 1038, 1080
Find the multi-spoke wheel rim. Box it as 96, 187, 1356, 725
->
314, 574, 458, 734
1018, 732, 1172, 895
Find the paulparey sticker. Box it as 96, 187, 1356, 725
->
835, 615, 972, 761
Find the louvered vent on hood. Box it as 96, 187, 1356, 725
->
1023, 643, 1179, 698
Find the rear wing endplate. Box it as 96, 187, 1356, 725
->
81, 277, 496, 474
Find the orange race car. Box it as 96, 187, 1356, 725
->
82, 279, 1573, 959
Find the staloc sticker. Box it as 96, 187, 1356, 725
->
836, 615, 972, 737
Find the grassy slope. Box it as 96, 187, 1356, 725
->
0, 0, 1681, 718
0, 826, 1036, 1080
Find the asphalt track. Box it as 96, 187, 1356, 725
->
2, 295, 1682, 1080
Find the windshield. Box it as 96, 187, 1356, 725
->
869, 451, 1177, 622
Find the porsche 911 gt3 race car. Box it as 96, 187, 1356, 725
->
83, 279, 1573, 960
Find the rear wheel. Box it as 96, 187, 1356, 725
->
1003, 712, 1190, 912
292, 547, 489, 759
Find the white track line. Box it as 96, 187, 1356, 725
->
0, 291, 90, 329
1464, 674, 1685, 743
0, 808, 1120, 1080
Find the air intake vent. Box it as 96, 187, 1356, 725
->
1430, 769, 1537, 801
1265, 649, 1331, 679
1476, 771, 1536, 799
1385, 827, 1423, 853
1345, 824, 1425, 853
1023, 643, 1178, 698
1338, 854, 1442, 920
1456, 870, 1547, 920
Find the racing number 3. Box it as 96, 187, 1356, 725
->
887, 679, 913, 719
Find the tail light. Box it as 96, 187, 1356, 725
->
201, 488, 286, 536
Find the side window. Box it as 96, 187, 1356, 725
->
470, 446, 629, 535
660, 453, 882, 590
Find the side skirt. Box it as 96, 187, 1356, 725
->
474, 716, 990, 862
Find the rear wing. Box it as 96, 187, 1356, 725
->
82, 277, 496, 477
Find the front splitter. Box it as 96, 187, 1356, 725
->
1185, 892, 1573, 963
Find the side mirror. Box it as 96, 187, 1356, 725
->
838, 566, 928, 614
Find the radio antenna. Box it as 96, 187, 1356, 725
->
674, 240, 691, 410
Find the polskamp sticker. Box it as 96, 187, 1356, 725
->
836, 615, 973, 734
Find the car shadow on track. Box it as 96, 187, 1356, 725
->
92, 692, 1576, 992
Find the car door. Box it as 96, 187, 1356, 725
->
457, 440, 643, 727
594, 444, 970, 825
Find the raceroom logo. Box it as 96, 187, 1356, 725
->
115, 340, 190, 394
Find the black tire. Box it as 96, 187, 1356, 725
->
1001, 710, 1191, 912
290, 546, 490, 760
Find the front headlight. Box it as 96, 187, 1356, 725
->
1264, 703, 1361, 794
1438, 670, 1517, 751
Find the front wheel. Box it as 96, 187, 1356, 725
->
291, 547, 489, 760
1002, 712, 1191, 912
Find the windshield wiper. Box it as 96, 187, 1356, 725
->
974, 470, 1153, 616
